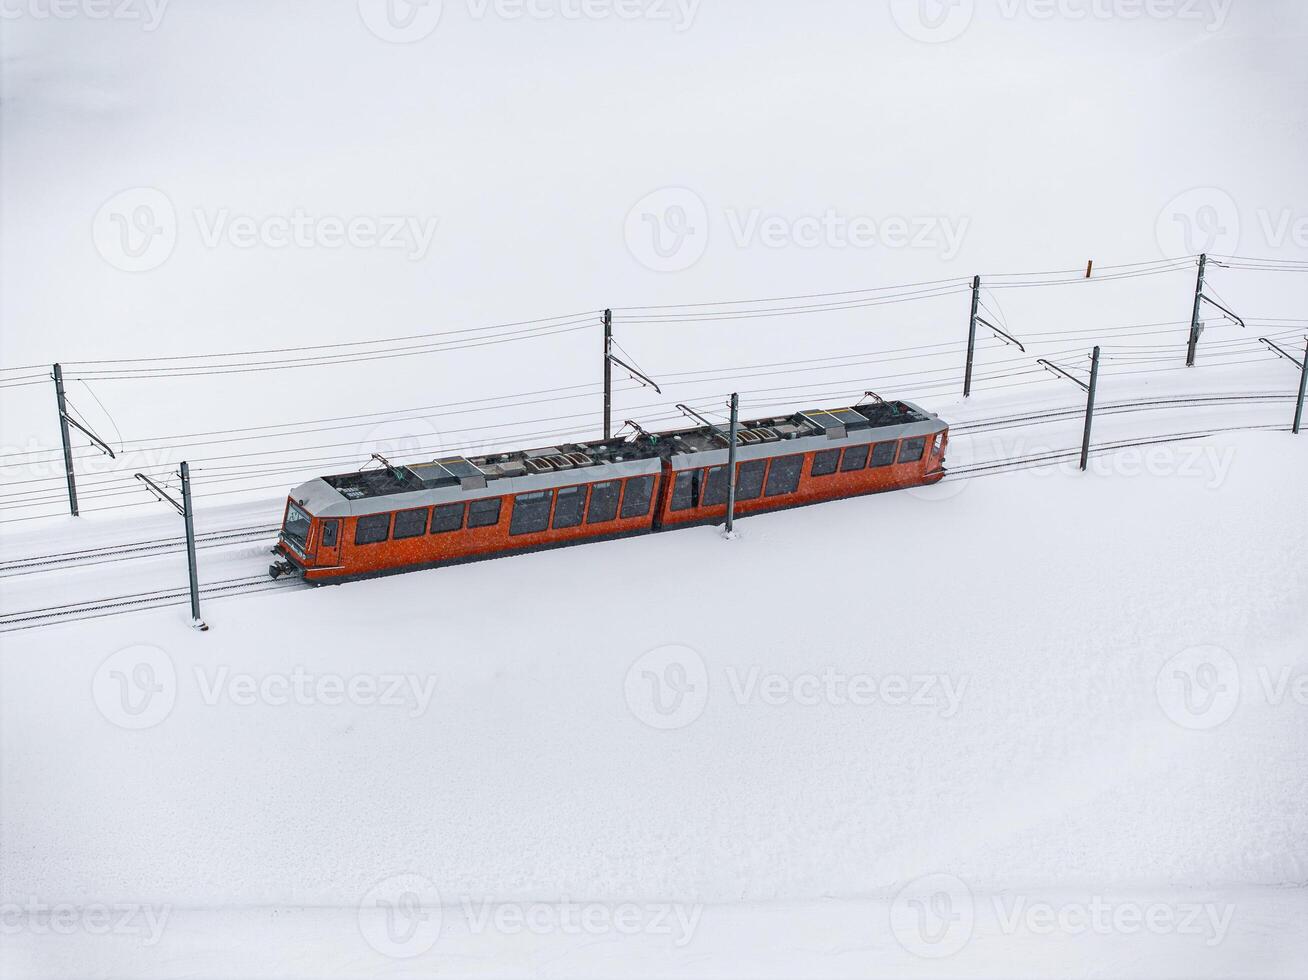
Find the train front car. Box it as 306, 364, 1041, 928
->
268, 443, 669, 583
656, 399, 948, 528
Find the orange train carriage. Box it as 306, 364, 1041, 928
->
270, 399, 949, 584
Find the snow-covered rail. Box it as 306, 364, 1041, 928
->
0, 524, 280, 579
0, 574, 306, 632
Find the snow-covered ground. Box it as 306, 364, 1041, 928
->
2, 2, 1307, 977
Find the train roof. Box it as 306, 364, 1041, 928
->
289, 399, 946, 518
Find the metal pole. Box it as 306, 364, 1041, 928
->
1294, 339, 1308, 435
1186, 253, 1207, 367
1080, 346, 1101, 472
180, 461, 207, 630
603, 309, 613, 440
53, 363, 79, 516
964, 275, 980, 397
725, 393, 739, 537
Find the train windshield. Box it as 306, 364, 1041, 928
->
282, 502, 311, 551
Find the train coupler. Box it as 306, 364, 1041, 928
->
268, 559, 299, 580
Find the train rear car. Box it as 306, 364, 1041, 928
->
657, 400, 946, 528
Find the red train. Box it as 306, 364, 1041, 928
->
270, 399, 948, 583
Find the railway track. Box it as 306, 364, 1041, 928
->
944, 422, 1289, 480
4, 391, 1291, 580
951, 391, 1295, 437
0, 524, 280, 578
0, 574, 305, 632
0, 392, 1295, 633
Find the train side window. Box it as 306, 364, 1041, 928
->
765, 455, 804, 496
621, 475, 655, 518
899, 437, 927, 463
670, 471, 696, 511
702, 466, 728, 506
320, 520, 339, 548
431, 503, 465, 533
736, 459, 766, 500
811, 449, 840, 477
355, 513, 391, 546
587, 481, 620, 524
511, 491, 553, 536
393, 508, 428, 540
841, 444, 870, 471
869, 441, 897, 467
553, 486, 587, 529
467, 498, 502, 528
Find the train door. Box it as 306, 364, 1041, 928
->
317, 518, 341, 568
